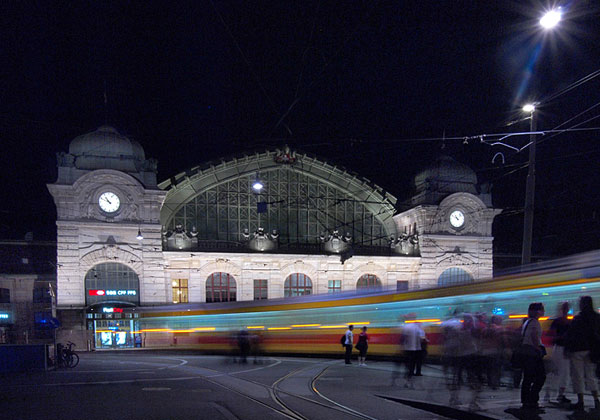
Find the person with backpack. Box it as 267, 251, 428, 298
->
343, 325, 354, 364
565, 295, 600, 411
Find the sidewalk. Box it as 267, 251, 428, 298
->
334, 361, 600, 420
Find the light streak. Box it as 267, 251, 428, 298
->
291, 324, 321, 327
319, 325, 348, 329
405, 319, 441, 323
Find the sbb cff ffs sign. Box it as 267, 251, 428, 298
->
88, 289, 137, 296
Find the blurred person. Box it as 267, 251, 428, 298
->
344, 324, 354, 365
481, 315, 505, 389
250, 330, 264, 364
237, 329, 250, 363
458, 313, 483, 411
565, 296, 600, 411
441, 314, 463, 405
356, 326, 369, 366
402, 313, 426, 381
548, 301, 571, 405
519, 302, 546, 412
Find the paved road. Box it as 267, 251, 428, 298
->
1, 352, 599, 420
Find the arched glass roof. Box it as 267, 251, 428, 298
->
159, 150, 397, 253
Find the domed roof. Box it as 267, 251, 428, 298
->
412, 156, 478, 204
68, 126, 146, 172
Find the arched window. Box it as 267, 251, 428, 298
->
356, 274, 382, 290
85, 262, 140, 305
206, 273, 237, 303
438, 267, 474, 287
284, 273, 312, 297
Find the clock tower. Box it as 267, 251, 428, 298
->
393, 156, 501, 288
47, 126, 166, 345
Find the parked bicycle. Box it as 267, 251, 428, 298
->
57, 341, 79, 368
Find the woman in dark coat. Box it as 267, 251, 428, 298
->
356, 326, 369, 366
565, 295, 600, 411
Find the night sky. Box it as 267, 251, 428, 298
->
2, 1, 600, 264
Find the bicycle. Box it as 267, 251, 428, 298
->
57, 341, 79, 368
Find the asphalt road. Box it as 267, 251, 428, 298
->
0, 351, 457, 420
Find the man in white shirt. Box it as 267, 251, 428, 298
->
402, 314, 426, 377
344, 325, 354, 364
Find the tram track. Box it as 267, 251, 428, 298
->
193, 358, 379, 420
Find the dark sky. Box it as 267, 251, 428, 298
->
2, 1, 600, 262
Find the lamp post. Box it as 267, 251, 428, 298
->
519, 8, 561, 265
521, 104, 536, 265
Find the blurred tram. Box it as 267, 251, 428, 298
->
136, 251, 600, 357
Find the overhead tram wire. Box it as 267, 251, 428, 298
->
537, 68, 600, 107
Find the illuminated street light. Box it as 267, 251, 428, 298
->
136, 228, 144, 240
540, 8, 561, 29
522, 103, 535, 113
521, 104, 537, 265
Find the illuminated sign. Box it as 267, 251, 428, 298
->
0, 313, 9, 319
89, 289, 137, 296
102, 307, 124, 313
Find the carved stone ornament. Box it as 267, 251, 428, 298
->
274, 145, 298, 164
243, 227, 279, 252
103, 245, 118, 260
390, 233, 420, 256
320, 230, 352, 254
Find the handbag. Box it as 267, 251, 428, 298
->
511, 319, 542, 368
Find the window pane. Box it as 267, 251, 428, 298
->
206, 273, 236, 303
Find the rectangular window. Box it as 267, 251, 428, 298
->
253, 280, 268, 300
0, 288, 9, 303
172, 279, 189, 304
396, 281, 409, 292
33, 287, 51, 304
328, 280, 341, 294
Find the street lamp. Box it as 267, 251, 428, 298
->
520, 7, 561, 265
521, 103, 537, 265
540, 8, 561, 30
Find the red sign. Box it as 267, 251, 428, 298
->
89, 289, 105, 296
114, 308, 123, 313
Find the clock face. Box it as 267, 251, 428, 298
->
449, 210, 465, 228
98, 192, 121, 213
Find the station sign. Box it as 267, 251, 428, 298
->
102, 307, 124, 313
89, 289, 137, 296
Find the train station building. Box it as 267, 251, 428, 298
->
46, 126, 500, 348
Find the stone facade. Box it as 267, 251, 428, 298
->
47, 127, 501, 348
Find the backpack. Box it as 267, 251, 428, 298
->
340, 334, 346, 346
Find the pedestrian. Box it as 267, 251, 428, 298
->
237, 329, 250, 363
459, 313, 482, 411
481, 315, 505, 389
344, 324, 354, 365
565, 295, 600, 411
356, 326, 369, 366
520, 302, 547, 412
402, 313, 426, 379
548, 301, 571, 405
